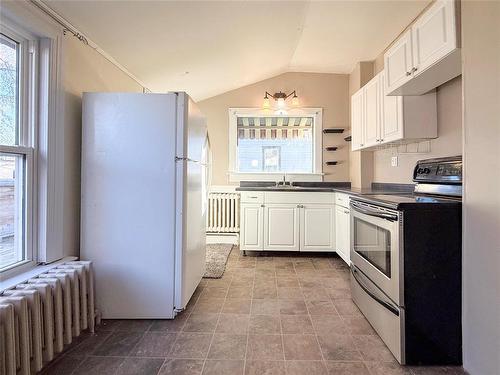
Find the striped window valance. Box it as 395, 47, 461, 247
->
237, 116, 313, 140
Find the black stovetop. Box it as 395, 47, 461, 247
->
351, 193, 462, 210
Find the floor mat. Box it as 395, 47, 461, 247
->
203, 243, 233, 278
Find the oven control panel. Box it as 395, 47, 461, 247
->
413, 156, 462, 184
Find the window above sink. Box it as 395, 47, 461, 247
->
228, 108, 324, 182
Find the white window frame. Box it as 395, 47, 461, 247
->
0, 24, 37, 274
228, 107, 323, 183
1, 2, 64, 280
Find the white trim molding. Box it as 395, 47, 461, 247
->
29, 0, 150, 92
228, 107, 324, 183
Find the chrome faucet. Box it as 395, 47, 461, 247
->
276, 173, 291, 187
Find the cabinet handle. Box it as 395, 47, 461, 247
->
261, 204, 265, 207
406, 71, 411, 76
249, 196, 258, 199
360, 143, 364, 146
297, 204, 301, 208
380, 138, 384, 142
411, 67, 418, 73
344, 210, 350, 214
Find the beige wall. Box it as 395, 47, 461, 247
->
198, 72, 350, 185
373, 76, 462, 183
62, 36, 143, 256
461, 1, 500, 374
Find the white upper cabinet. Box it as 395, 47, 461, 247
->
380, 71, 404, 143
385, 0, 461, 96
351, 71, 437, 151
384, 30, 414, 92
412, 0, 457, 72
363, 77, 381, 148
351, 89, 364, 151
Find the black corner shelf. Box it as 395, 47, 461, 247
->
344, 135, 352, 142
322, 128, 345, 134
325, 146, 338, 152
325, 161, 338, 166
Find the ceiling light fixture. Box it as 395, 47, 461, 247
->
263, 90, 299, 109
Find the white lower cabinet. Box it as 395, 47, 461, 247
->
240, 204, 264, 250
300, 204, 335, 252
264, 204, 300, 251
335, 205, 351, 265
240, 192, 351, 261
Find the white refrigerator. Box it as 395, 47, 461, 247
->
81, 92, 208, 319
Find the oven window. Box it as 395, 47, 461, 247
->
353, 217, 392, 278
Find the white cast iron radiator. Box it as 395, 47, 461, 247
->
206, 192, 240, 233
0, 261, 95, 375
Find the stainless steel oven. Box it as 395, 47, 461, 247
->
350, 200, 401, 305
348, 156, 463, 366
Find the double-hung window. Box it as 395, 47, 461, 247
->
228, 108, 323, 182
0, 25, 36, 272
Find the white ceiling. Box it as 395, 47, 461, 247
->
44, 0, 430, 101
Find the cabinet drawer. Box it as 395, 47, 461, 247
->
240, 191, 264, 203
265, 192, 335, 204
335, 193, 351, 208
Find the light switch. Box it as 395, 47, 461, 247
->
391, 156, 398, 167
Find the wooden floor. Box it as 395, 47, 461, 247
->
40, 247, 467, 375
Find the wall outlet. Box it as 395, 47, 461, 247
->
391, 156, 399, 167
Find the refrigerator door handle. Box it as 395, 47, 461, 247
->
175, 156, 199, 163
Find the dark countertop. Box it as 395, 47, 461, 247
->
236, 182, 415, 195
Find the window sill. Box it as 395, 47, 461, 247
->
0, 256, 77, 292
228, 172, 324, 183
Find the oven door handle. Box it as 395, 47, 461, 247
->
350, 202, 398, 222
351, 265, 400, 316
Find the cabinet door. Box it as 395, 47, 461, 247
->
264, 204, 300, 251
240, 204, 263, 251
363, 77, 380, 148
384, 30, 413, 94
300, 204, 335, 252
380, 71, 404, 144
335, 206, 350, 265
411, 0, 457, 75
351, 90, 364, 151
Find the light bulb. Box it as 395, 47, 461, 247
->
292, 95, 299, 107
277, 97, 286, 109
263, 97, 270, 109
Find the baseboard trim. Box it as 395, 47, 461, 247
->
206, 233, 239, 245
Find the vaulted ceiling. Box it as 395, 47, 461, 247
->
44, 0, 430, 101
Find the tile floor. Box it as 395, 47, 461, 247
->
40, 248, 466, 375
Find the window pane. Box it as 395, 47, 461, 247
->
0, 34, 19, 146
237, 116, 314, 173
0, 154, 25, 270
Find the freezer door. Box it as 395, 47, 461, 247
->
81, 93, 177, 318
